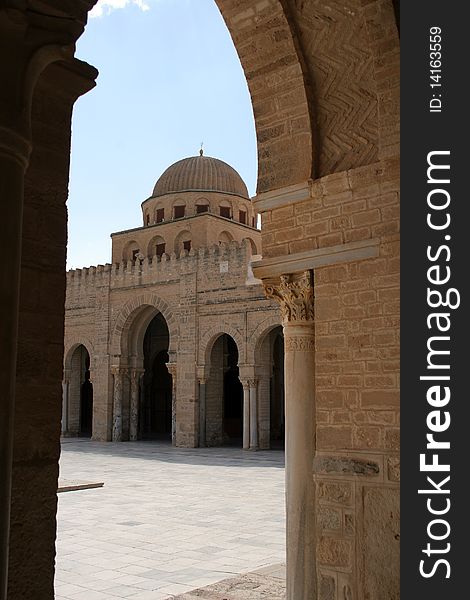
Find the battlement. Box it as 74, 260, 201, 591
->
66, 239, 256, 303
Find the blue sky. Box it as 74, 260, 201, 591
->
67, 0, 257, 269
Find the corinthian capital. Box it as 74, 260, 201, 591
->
264, 271, 314, 324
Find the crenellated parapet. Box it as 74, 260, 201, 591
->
66, 239, 256, 300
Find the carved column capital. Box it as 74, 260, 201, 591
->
111, 366, 127, 378
166, 362, 177, 378
129, 367, 144, 381
264, 271, 314, 325
240, 379, 250, 390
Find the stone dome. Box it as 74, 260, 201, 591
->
152, 154, 249, 199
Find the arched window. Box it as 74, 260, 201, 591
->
218, 231, 234, 244
123, 240, 140, 262
196, 199, 209, 214
174, 230, 191, 254
147, 235, 166, 258
239, 209, 247, 224
219, 200, 231, 219
155, 207, 165, 223
244, 237, 258, 255
145, 213, 150, 226
174, 204, 185, 219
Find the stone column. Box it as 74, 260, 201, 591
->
249, 380, 259, 451
198, 378, 206, 447
166, 363, 177, 446
0, 121, 31, 600
0, 8, 97, 597
264, 271, 316, 600
242, 381, 250, 450
112, 369, 123, 442
129, 369, 143, 441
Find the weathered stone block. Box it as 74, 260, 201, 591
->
319, 536, 352, 568
362, 487, 400, 600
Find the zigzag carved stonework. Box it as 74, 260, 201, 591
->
263, 271, 314, 324
291, 0, 379, 175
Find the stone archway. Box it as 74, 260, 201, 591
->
109, 296, 177, 442
141, 314, 172, 441
248, 317, 285, 450
204, 333, 243, 447
214, 0, 314, 191
63, 343, 94, 438
199, 324, 246, 367
0, 2, 400, 599
110, 293, 177, 361
254, 325, 285, 450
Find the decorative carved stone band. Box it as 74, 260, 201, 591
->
264, 271, 314, 324
284, 336, 315, 352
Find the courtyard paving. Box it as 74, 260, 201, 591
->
55, 439, 286, 600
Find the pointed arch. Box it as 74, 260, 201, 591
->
110, 293, 177, 360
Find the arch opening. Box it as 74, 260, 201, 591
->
174, 230, 191, 254
218, 230, 234, 244
206, 334, 243, 447
67, 344, 93, 438
255, 325, 285, 450
141, 313, 172, 440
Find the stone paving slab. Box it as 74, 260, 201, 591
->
172, 564, 286, 599
55, 440, 285, 600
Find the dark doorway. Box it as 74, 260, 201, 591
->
206, 334, 243, 446
223, 335, 243, 445
142, 313, 171, 440
79, 350, 93, 438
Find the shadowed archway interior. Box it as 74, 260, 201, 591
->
206, 334, 243, 447
68, 344, 93, 438
142, 313, 171, 440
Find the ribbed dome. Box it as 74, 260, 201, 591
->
153, 155, 249, 199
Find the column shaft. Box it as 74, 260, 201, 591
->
284, 323, 316, 599
242, 384, 250, 450
249, 382, 258, 450
171, 377, 177, 446
129, 371, 140, 441
263, 271, 316, 600
199, 381, 206, 447
112, 371, 123, 442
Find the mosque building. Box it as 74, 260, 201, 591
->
63, 151, 284, 449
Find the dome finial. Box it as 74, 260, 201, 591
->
199, 142, 204, 156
